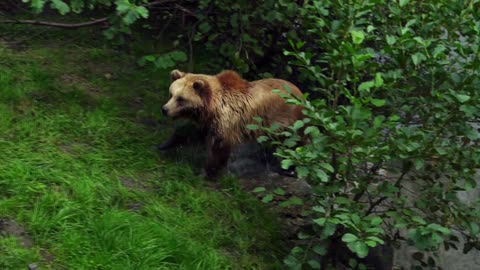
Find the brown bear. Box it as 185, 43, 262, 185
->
161, 69, 304, 179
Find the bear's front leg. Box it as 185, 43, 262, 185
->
157, 122, 208, 151
205, 137, 231, 180
156, 132, 186, 150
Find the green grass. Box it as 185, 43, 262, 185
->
0, 28, 283, 269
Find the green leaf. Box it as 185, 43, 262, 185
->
352, 214, 361, 225
427, 224, 451, 235
144, 55, 156, 62
348, 241, 369, 258
342, 233, 359, 243
298, 232, 311, 239
320, 163, 334, 173
308, 260, 321, 269
280, 196, 304, 207
349, 258, 358, 268
51, 0, 70, 15
412, 216, 427, 225
374, 73, 384, 87
304, 126, 320, 136
136, 6, 149, 18
313, 244, 328, 255
370, 216, 383, 226
373, 116, 385, 128
30, 0, 47, 12
123, 10, 139, 25
350, 30, 365, 45
314, 168, 329, 182
454, 94, 471, 103
198, 22, 212, 33
435, 146, 447, 156
314, 218, 326, 226
293, 120, 305, 130
399, 0, 410, 7
469, 222, 479, 235
170, 51, 188, 62
334, 197, 351, 204
273, 188, 286, 196
460, 105, 477, 117
283, 139, 297, 148
371, 98, 386, 107
313, 206, 326, 213
359, 81, 375, 93
366, 227, 384, 234
257, 136, 269, 143
262, 194, 274, 203
247, 124, 259, 130
411, 52, 427, 65
365, 240, 378, 247
296, 166, 309, 178
281, 159, 294, 170
269, 123, 282, 132
414, 159, 425, 170
322, 222, 337, 237
116, 1, 131, 13
413, 36, 425, 46
433, 44, 446, 58
386, 35, 397, 45
366, 236, 385, 244
253, 116, 263, 123
252, 187, 266, 193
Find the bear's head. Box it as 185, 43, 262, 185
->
162, 70, 213, 119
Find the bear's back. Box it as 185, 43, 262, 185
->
245, 78, 304, 130
250, 78, 303, 99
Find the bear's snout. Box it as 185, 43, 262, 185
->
162, 106, 169, 116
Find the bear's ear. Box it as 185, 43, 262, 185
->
193, 79, 207, 93
170, 69, 185, 81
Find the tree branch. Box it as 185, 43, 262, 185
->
365, 168, 409, 216
0, 0, 176, 29
0, 17, 108, 29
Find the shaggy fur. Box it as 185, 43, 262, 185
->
162, 69, 304, 179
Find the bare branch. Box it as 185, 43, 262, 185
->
0, 0, 176, 29
0, 18, 108, 29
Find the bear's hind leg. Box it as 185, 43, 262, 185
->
205, 137, 231, 180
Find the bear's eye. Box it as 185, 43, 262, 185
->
176, 96, 185, 103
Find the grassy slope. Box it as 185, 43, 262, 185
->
0, 27, 282, 269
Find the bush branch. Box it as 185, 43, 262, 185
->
365, 169, 409, 216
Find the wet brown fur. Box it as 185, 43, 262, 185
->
164, 69, 304, 179
216, 70, 250, 93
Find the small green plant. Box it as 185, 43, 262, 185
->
251, 0, 480, 268
138, 50, 188, 70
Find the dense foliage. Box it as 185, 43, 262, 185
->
6, 0, 480, 269
251, 0, 480, 269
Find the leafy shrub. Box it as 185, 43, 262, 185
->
250, 0, 480, 268
191, 0, 301, 75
